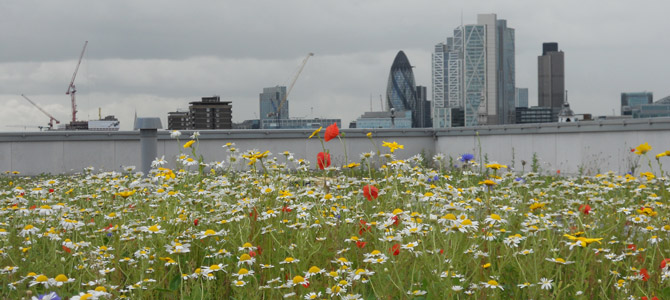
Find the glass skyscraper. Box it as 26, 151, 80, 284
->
259, 86, 288, 128
387, 51, 424, 127
432, 14, 515, 127
386, 51, 417, 111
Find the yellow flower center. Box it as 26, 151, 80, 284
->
487, 280, 499, 286
292, 275, 305, 284
284, 257, 294, 262
147, 225, 160, 232
94, 286, 107, 292
35, 275, 48, 282
239, 254, 251, 261
54, 274, 69, 282
308, 266, 321, 273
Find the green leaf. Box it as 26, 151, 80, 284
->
660, 287, 670, 298
189, 285, 203, 300
169, 275, 181, 291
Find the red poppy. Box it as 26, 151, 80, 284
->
194, 219, 199, 226
439, 249, 444, 255
579, 204, 591, 215
627, 244, 637, 251
363, 185, 379, 201
356, 240, 367, 249
282, 206, 292, 213
62, 245, 72, 253
390, 243, 400, 256
660, 258, 670, 269
48, 188, 55, 193
358, 220, 371, 235
317, 152, 331, 170
257, 246, 263, 255
249, 250, 257, 257
324, 123, 339, 142
639, 268, 650, 281
391, 215, 399, 226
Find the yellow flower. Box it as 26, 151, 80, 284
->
655, 150, 670, 159
183, 140, 196, 149
308, 127, 322, 139
382, 141, 404, 153
116, 190, 136, 198
366, 132, 372, 138
485, 163, 508, 170
563, 234, 603, 247
634, 142, 651, 155
482, 180, 497, 186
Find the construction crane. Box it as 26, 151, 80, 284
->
21, 94, 61, 129
268, 53, 314, 128
66, 41, 88, 123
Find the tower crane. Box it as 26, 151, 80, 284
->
21, 94, 61, 129
268, 53, 314, 128
66, 41, 88, 123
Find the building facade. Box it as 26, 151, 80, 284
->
260, 86, 289, 127
261, 118, 341, 129
386, 51, 417, 121
515, 88, 529, 108
432, 14, 515, 128
167, 96, 233, 130
167, 111, 190, 130
415, 86, 432, 128
538, 43, 565, 110
621, 92, 653, 115
355, 110, 412, 129
515, 107, 555, 124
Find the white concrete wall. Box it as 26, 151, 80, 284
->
1, 119, 669, 176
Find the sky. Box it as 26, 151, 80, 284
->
1, 0, 668, 131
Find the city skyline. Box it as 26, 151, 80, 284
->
0, 1, 668, 130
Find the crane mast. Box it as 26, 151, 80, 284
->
272, 53, 313, 128
21, 94, 61, 129
66, 41, 88, 123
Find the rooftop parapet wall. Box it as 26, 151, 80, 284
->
1, 118, 670, 176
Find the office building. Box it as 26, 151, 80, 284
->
386, 51, 419, 127
621, 92, 653, 116
538, 42, 565, 112
260, 86, 289, 127
515, 107, 555, 124
354, 110, 412, 129
632, 95, 670, 118
432, 13, 515, 127
415, 86, 432, 128
167, 96, 233, 130
261, 118, 341, 129
189, 96, 232, 129
167, 110, 190, 130
515, 88, 528, 108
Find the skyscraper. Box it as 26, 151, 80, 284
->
386, 51, 419, 127
515, 88, 529, 108
538, 43, 565, 109
432, 13, 515, 127
259, 86, 288, 126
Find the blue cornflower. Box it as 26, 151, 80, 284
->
38, 292, 61, 300
459, 153, 474, 163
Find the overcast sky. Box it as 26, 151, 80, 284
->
1, 0, 668, 131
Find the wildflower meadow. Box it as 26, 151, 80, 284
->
2, 125, 670, 299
